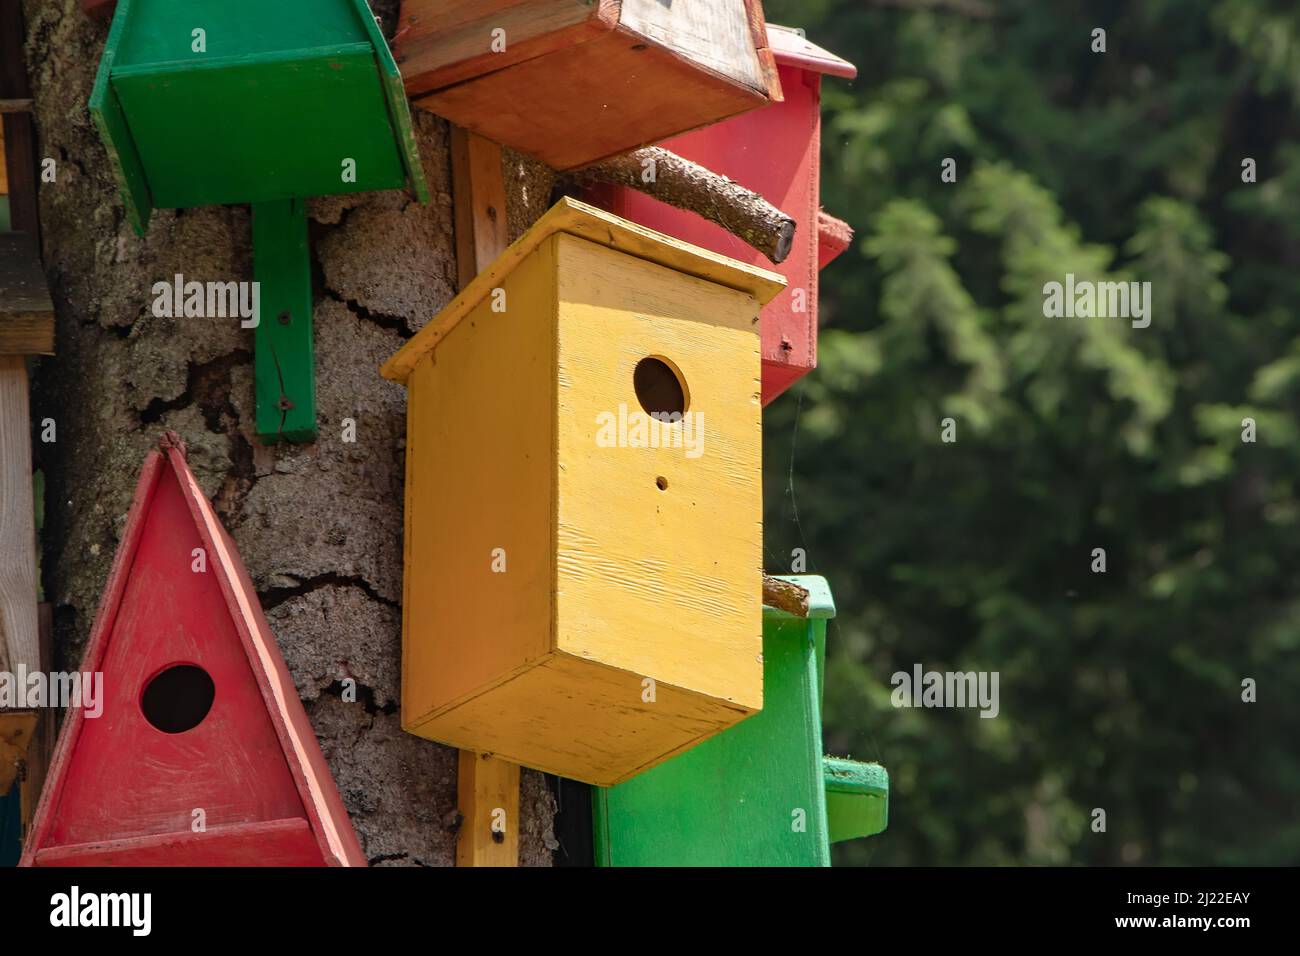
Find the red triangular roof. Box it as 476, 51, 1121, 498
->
21, 433, 365, 866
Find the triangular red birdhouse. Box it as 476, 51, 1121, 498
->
21, 434, 364, 867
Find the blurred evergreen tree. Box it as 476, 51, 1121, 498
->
760, 0, 1300, 865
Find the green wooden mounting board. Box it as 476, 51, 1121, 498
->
89, 0, 429, 442
593, 576, 889, 866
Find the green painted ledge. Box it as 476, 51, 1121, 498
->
824, 756, 889, 843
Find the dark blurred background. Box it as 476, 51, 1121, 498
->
759, 0, 1300, 865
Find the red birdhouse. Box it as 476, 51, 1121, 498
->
590, 24, 856, 406
20, 434, 365, 867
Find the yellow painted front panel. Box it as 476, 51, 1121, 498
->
552, 233, 764, 712
401, 243, 557, 731
412, 650, 751, 786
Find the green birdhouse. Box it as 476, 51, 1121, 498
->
91, 0, 429, 442
592, 576, 888, 866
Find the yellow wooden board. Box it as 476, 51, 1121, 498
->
413, 652, 747, 786
401, 243, 556, 723
553, 234, 763, 708
455, 750, 520, 867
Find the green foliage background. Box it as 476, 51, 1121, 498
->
759, 0, 1300, 865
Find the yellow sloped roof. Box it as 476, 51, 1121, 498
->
380, 197, 786, 385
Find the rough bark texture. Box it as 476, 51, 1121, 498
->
22, 0, 559, 866
571, 146, 796, 264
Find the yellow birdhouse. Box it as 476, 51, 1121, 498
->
381, 198, 784, 786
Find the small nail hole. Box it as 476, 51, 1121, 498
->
655, 476, 668, 491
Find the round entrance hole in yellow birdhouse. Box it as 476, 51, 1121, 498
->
634, 356, 689, 418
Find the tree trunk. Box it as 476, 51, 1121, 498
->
21, 0, 559, 866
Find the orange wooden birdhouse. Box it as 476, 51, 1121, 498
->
589, 24, 857, 405
381, 198, 785, 787
20, 434, 365, 867
393, 0, 784, 170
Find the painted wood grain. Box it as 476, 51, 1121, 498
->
456, 751, 520, 866
401, 247, 555, 726
412, 651, 749, 786
416, 32, 768, 171
553, 233, 763, 710
33, 818, 324, 867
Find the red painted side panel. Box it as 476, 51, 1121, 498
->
34, 819, 325, 867
44, 463, 307, 849
593, 63, 825, 405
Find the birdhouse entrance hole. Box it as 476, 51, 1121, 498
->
633, 357, 688, 418
141, 664, 215, 734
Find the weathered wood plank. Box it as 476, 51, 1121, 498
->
0, 234, 55, 356
450, 127, 509, 290
0, 357, 39, 686
619, 0, 765, 91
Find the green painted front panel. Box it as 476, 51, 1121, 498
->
90, 0, 427, 236
824, 757, 889, 843
113, 0, 368, 67
594, 614, 831, 866
113, 49, 409, 209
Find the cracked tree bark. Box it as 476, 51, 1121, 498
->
21, 0, 558, 866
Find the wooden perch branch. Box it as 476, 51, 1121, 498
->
572, 147, 796, 265
763, 574, 810, 617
